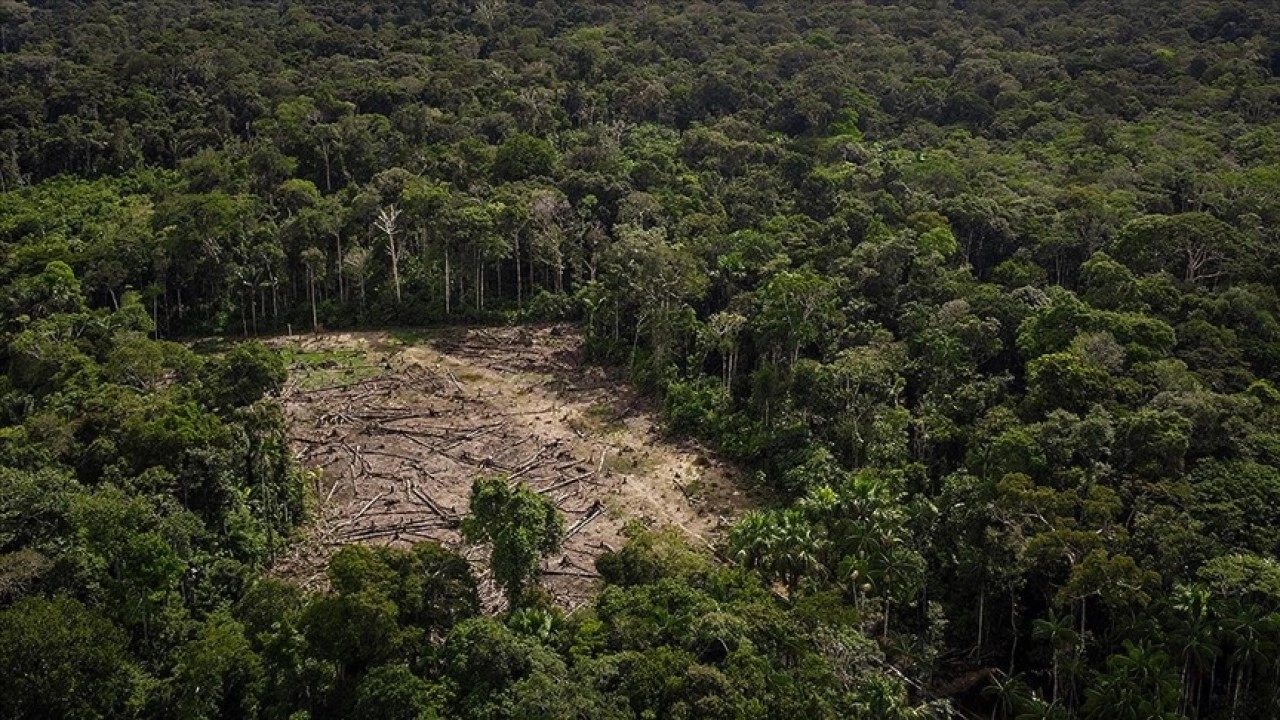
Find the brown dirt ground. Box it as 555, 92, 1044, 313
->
268, 324, 753, 610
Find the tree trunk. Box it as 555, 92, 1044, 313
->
1053, 652, 1060, 705
1231, 665, 1242, 720
335, 233, 345, 303
1179, 659, 1190, 718
321, 141, 332, 192
389, 235, 402, 303
515, 238, 523, 308
977, 584, 985, 657
1008, 593, 1018, 675
444, 247, 451, 315
308, 268, 318, 332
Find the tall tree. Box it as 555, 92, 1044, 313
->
461, 477, 564, 607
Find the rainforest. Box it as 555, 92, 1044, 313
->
2, 1, 1280, 718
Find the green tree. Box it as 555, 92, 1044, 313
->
753, 266, 842, 365
351, 664, 445, 720
1082, 642, 1181, 720
461, 477, 564, 607
203, 341, 286, 411
167, 611, 264, 720
1025, 351, 1113, 416
327, 543, 479, 635
0, 595, 138, 720
1110, 212, 1248, 286
493, 133, 558, 182
301, 590, 401, 671
729, 509, 826, 595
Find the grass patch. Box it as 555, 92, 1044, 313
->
585, 402, 615, 419
569, 402, 627, 436
601, 448, 655, 475
681, 477, 705, 500
387, 329, 433, 347
283, 348, 387, 390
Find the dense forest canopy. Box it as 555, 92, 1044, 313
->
3, 0, 1280, 717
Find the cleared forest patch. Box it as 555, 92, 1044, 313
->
269, 325, 751, 609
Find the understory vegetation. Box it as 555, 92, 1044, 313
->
3, 0, 1280, 717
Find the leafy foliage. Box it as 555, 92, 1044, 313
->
3, 0, 1280, 716
461, 477, 564, 608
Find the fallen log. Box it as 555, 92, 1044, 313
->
409, 484, 460, 526
564, 501, 605, 540
508, 440, 561, 481
542, 568, 600, 579
537, 475, 582, 495
335, 519, 452, 543
352, 490, 390, 524
362, 448, 425, 465
446, 370, 466, 395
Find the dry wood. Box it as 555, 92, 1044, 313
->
351, 490, 389, 524
500, 405, 561, 417
565, 501, 605, 540
324, 473, 342, 505
409, 484, 459, 525
542, 568, 599, 579
336, 519, 451, 543
361, 448, 425, 465
537, 475, 582, 495
275, 325, 745, 609
507, 440, 561, 481
446, 370, 466, 395
401, 531, 449, 543
672, 475, 696, 499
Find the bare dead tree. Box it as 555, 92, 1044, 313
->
375, 205, 403, 303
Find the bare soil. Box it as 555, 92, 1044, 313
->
268, 324, 752, 609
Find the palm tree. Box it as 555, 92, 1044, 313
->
1223, 602, 1275, 720
729, 510, 825, 595
1168, 584, 1218, 717
1083, 641, 1180, 720
729, 511, 779, 573
982, 671, 1036, 720
1033, 610, 1079, 706
837, 554, 876, 615
772, 511, 827, 593
870, 533, 924, 639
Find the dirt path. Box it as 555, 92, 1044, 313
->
268, 325, 751, 609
